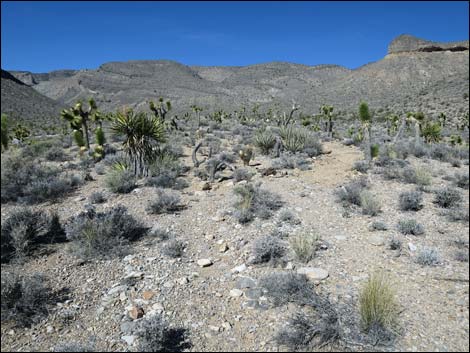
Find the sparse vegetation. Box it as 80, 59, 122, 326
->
397, 219, 425, 235
233, 183, 283, 223
105, 168, 137, 194
290, 232, 319, 263
359, 272, 399, 342
147, 189, 184, 214
251, 236, 287, 265
398, 190, 423, 211
416, 247, 440, 266
260, 272, 317, 307
360, 191, 382, 216
433, 187, 462, 208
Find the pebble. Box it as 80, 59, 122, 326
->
368, 235, 385, 246
46, 326, 54, 333
142, 291, 155, 300
408, 242, 417, 252
129, 306, 145, 320
231, 264, 247, 273
197, 259, 213, 267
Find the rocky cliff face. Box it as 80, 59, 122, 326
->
388, 34, 469, 54
3, 34, 469, 125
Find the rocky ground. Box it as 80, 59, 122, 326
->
1, 140, 469, 352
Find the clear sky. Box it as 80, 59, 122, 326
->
1, 1, 468, 72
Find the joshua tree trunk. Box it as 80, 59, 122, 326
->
363, 125, 372, 163
82, 119, 91, 150
414, 122, 422, 149
392, 116, 407, 145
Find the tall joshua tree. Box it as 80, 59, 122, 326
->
320, 105, 335, 137
61, 98, 100, 151
358, 101, 372, 163
150, 97, 172, 122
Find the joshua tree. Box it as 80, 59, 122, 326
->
111, 108, 166, 177
387, 114, 400, 136
61, 98, 101, 151
149, 97, 172, 122
276, 101, 300, 127
438, 112, 447, 128
1, 114, 8, 151
358, 101, 373, 162
190, 104, 203, 128
320, 105, 335, 137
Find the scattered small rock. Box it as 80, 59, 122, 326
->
197, 259, 213, 267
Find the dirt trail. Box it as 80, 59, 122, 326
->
303, 141, 363, 187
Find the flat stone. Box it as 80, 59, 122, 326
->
197, 259, 213, 267
229, 289, 244, 297
219, 243, 229, 253
142, 291, 155, 300
108, 285, 127, 297
231, 264, 247, 273
124, 272, 144, 280
120, 321, 136, 334
368, 235, 385, 246
297, 267, 329, 281
178, 277, 189, 285
335, 235, 347, 241
235, 277, 256, 289
245, 288, 263, 300
201, 182, 212, 191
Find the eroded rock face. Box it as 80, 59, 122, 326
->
388, 34, 469, 54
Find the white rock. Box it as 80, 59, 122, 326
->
231, 264, 247, 273
229, 289, 244, 297
408, 242, 417, 252
197, 259, 213, 267
121, 335, 136, 345
297, 267, 329, 281
368, 235, 385, 246
46, 326, 54, 333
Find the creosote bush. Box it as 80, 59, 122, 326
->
397, 219, 425, 235
336, 177, 369, 207
162, 238, 185, 258
65, 205, 147, 260
233, 182, 283, 224
251, 236, 286, 265
415, 247, 440, 266
369, 221, 388, 231
105, 169, 137, 194
433, 187, 462, 208
359, 272, 399, 342
1, 208, 65, 263
398, 191, 423, 211
233, 168, 254, 182
259, 272, 317, 307
135, 314, 190, 352
147, 189, 184, 214
89, 192, 107, 204
1, 272, 55, 327
360, 191, 382, 216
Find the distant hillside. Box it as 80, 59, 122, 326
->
1, 69, 65, 130
4, 34, 469, 124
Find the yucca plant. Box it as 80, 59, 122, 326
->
111, 109, 166, 177
280, 126, 307, 153
320, 105, 335, 137
254, 129, 276, 155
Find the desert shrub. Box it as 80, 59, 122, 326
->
149, 227, 170, 242
443, 207, 469, 223
65, 205, 147, 260
397, 219, 424, 235
429, 143, 453, 162
105, 169, 136, 194
1, 152, 79, 204
1, 208, 65, 263
353, 160, 370, 173
360, 191, 382, 216
147, 189, 184, 214
94, 163, 106, 175
359, 272, 399, 342
433, 187, 462, 208
398, 191, 423, 211
415, 247, 440, 266
412, 167, 432, 187
251, 236, 286, 265
271, 153, 311, 171
162, 238, 185, 258
89, 192, 107, 204
233, 183, 283, 223
280, 126, 306, 153
21, 139, 57, 159
46, 146, 68, 162
388, 236, 402, 251
336, 177, 369, 206
276, 304, 339, 350
135, 314, 190, 352
450, 158, 462, 168
290, 233, 319, 263
278, 209, 301, 225
453, 172, 469, 189
233, 168, 254, 182
254, 131, 276, 155
369, 221, 388, 231
1, 272, 55, 327
259, 272, 317, 307
147, 149, 186, 190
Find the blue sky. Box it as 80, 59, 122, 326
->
1, 1, 468, 72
